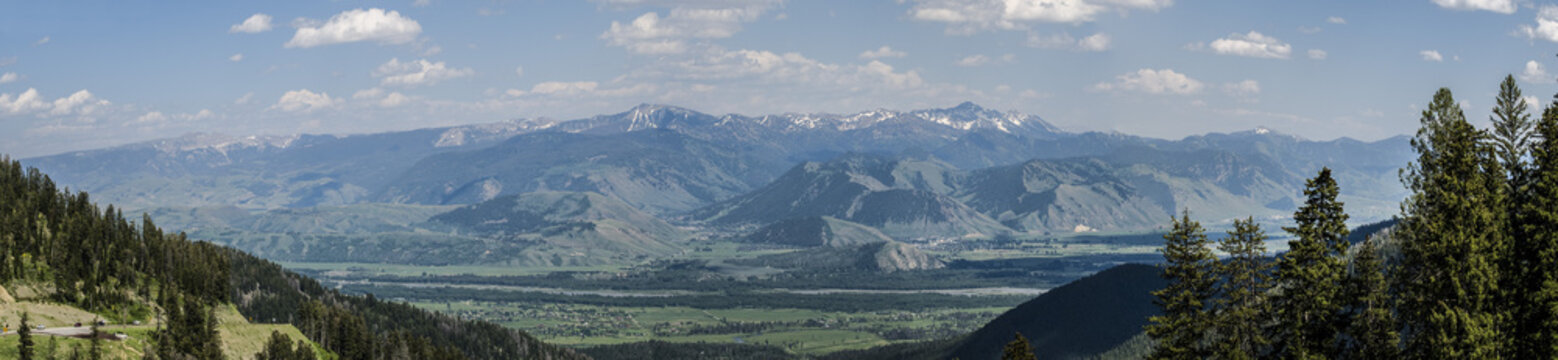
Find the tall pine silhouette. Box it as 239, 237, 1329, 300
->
1268, 168, 1349, 359
1212, 218, 1271, 360
1147, 210, 1217, 360
1396, 87, 1506, 358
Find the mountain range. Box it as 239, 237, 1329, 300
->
21, 102, 1414, 262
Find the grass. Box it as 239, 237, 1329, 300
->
0, 327, 158, 359
215, 304, 334, 360
410, 301, 1005, 355
0, 301, 330, 360
277, 261, 630, 277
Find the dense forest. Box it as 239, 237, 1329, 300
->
1143, 74, 1558, 359
0, 156, 585, 360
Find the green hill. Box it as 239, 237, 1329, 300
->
0, 156, 586, 360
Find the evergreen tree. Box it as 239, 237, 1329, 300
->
1212, 218, 1272, 360
1519, 96, 1558, 359
1491, 75, 1539, 359
1001, 332, 1038, 360
1268, 168, 1350, 359
18, 312, 33, 360
1396, 87, 1506, 358
1148, 210, 1217, 360
1343, 239, 1398, 359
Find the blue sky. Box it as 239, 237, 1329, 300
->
2, 0, 1557, 157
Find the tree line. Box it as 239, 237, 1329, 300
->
1145, 73, 1558, 359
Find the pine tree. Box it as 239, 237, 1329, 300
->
1268, 168, 1350, 359
1147, 210, 1217, 360
1343, 239, 1398, 359
1001, 333, 1038, 360
1212, 217, 1272, 360
18, 312, 33, 360
1520, 97, 1558, 359
1396, 87, 1506, 358
1490, 75, 1540, 359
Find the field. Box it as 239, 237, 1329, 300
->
408, 301, 1009, 355
281, 233, 1184, 356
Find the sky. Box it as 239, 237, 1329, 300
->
2, 0, 1558, 158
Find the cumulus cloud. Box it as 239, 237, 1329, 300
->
129, 109, 214, 126
859, 46, 908, 59
1028, 32, 1111, 51
1522, 60, 1554, 83
1199, 31, 1291, 59
1327, 16, 1347, 24
1092, 68, 1204, 95
229, 13, 274, 33
1421, 50, 1444, 62
602, 7, 766, 54
229, 53, 244, 62
379, 92, 412, 107
530, 81, 600, 95
1433, 0, 1516, 14
35, 37, 50, 46
372, 58, 474, 87
907, 0, 1171, 33
955, 54, 1016, 66
0, 88, 109, 116
285, 9, 423, 48
272, 89, 340, 112
1308, 49, 1327, 60
0, 72, 17, 84
1521, 6, 1558, 43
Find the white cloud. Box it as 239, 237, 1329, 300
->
1421, 50, 1444, 62
380, 92, 412, 107
352, 87, 386, 100
373, 58, 474, 87
0, 88, 50, 114
1521, 6, 1558, 43
0, 72, 17, 84
229, 13, 274, 33
235, 92, 255, 105
229, 53, 244, 62
955, 54, 1016, 66
907, 0, 1171, 33
272, 89, 340, 112
531, 81, 600, 95
1308, 49, 1327, 60
1203, 31, 1291, 59
1525, 96, 1544, 108
1028, 32, 1110, 51
1522, 60, 1554, 83
1433, 0, 1516, 14
859, 46, 908, 59
1327, 16, 1347, 24
49, 90, 107, 116
285, 9, 423, 48
1223, 79, 1261, 97
129, 109, 213, 126
1092, 68, 1204, 95
602, 7, 765, 54
0, 88, 109, 116
515, 66, 525, 77
35, 37, 50, 46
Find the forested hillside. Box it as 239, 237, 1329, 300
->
0, 156, 586, 360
